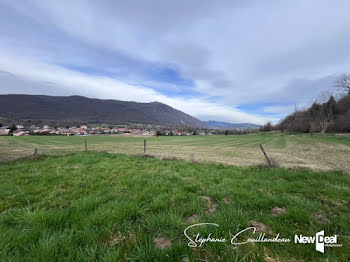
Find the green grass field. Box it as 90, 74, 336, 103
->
1, 132, 350, 172
0, 152, 349, 261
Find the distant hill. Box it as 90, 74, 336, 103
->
204, 120, 261, 129
0, 94, 206, 128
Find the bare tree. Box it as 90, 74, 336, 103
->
311, 91, 335, 135
335, 74, 350, 94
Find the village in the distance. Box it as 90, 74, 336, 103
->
0, 122, 263, 137
0, 124, 219, 137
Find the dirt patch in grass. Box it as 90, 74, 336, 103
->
311, 212, 330, 224
271, 207, 287, 217
186, 214, 199, 223
154, 236, 172, 249
248, 221, 271, 233
201, 196, 218, 214
223, 198, 231, 204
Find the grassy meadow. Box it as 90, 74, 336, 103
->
1, 151, 350, 261
0, 132, 350, 172
1, 133, 350, 261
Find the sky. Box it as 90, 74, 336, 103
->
1, 1, 350, 125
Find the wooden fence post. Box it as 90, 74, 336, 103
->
84, 140, 88, 151
144, 139, 146, 154
259, 144, 273, 167
33, 148, 38, 157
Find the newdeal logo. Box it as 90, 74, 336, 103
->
294, 230, 342, 253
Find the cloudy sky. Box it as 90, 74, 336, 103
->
1, 0, 349, 124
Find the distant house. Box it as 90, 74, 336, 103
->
74, 128, 87, 135
41, 128, 52, 134
0, 129, 10, 135
103, 128, 112, 134
116, 128, 127, 133
56, 128, 71, 136
142, 131, 155, 136
16, 125, 24, 129
13, 130, 28, 136
129, 129, 141, 134
80, 125, 88, 130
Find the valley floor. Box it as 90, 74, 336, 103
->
0, 132, 349, 173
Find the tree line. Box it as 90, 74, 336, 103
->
261, 74, 350, 134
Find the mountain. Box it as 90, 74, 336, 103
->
204, 120, 261, 129
0, 94, 206, 128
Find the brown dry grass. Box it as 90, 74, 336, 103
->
1, 132, 349, 173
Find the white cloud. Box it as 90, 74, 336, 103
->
1, 0, 350, 124
20, 0, 350, 106
263, 105, 295, 115
0, 51, 276, 124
